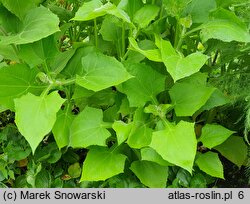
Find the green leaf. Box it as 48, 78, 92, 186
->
80, 147, 126, 181
190, 173, 207, 188
0, 6, 60, 45
14, 92, 65, 153
133, 5, 160, 28
199, 124, 235, 149
163, 53, 208, 82
199, 89, 231, 112
144, 104, 173, 117
130, 161, 168, 188
72, 0, 130, 23
214, 136, 248, 167
69, 106, 111, 148
100, 15, 122, 42
128, 38, 162, 62
35, 169, 51, 188
184, 0, 217, 23
18, 35, 59, 68
150, 121, 197, 173
52, 105, 74, 149
196, 152, 224, 179
76, 52, 132, 92
118, 63, 166, 107
62, 46, 96, 77
163, 0, 191, 17
127, 108, 152, 149
200, 9, 250, 43
68, 163, 81, 178
170, 81, 215, 116
0, 0, 38, 20
0, 64, 45, 110
123, 0, 143, 19
141, 147, 171, 166
71, 0, 109, 21
112, 121, 132, 145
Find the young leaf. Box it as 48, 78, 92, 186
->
14, 92, 65, 153
130, 161, 168, 188
71, 0, 110, 21
0, 6, 60, 45
150, 121, 197, 173
118, 63, 166, 107
128, 38, 162, 62
52, 105, 75, 149
195, 152, 224, 179
133, 5, 160, 28
72, 0, 130, 23
0, 64, 45, 110
199, 124, 235, 149
170, 81, 215, 116
76, 52, 132, 92
80, 147, 126, 181
69, 106, 111, 148
112, 121, 133, 145
214, 136, 248, 167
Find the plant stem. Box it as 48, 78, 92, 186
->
152, 0, 155, 4
55, 78, 76, 86
121, 22, 126, 58
176, 26, 186, 51
94, 18, 98, 48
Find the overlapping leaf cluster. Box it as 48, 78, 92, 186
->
0, 0, 249, 187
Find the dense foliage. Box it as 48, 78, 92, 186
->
0, 0, 249, 188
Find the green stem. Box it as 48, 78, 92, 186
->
152, 0, 155, 4
55, 78, 76, 86
94, 18, 98, 48
176, 26, 186, 51
101, 122, 113, 129
41, 83, 53, 98
183, 25, 203, 38
121, 22, 126, 58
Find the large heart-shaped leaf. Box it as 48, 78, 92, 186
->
80, 147, 126, 181
170, 81, 215, 116
118, 63, 166, 107
163, 53, 208, 82
199, 124, 235, 149
130, 161, 168, 188
0, 0, 38, 20
14, 92, 65, 153
0, 64, 45, 110
69, 106, 111, 148
76, 52, 132, 92
195, 152, 224, 179
150, 121, 197, 173
0, 6, 60, 45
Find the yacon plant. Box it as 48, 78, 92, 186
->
0, 0, 249, 187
